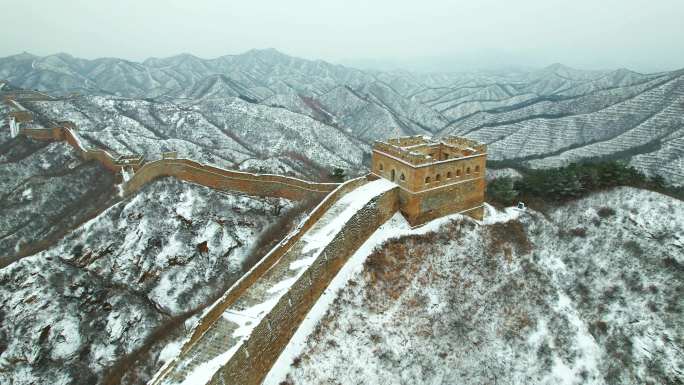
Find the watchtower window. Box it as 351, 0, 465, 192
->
400, 173, 405, 181
425, 176, 431, 184
447, 171, 452, 179
475, 165, 480, 173
443, 153, 449, 160
436, 174, 441, 182
391, 169, 396, 181
379, 163, 384, 171
466, 167, 471, 175
456, 169, 461, 177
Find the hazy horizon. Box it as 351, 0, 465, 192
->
2, 0, 684, 73
5, 48, 682, 76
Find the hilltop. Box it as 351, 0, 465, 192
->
270, 188, 683, 385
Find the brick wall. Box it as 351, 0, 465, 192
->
400, 177, 485, 225
207, 185, 400, 385
19, 125, 340, 201
123, 159, 339, 201
20, 127, 63, 141
22, 126, 128, 173
174, 176, 370, 358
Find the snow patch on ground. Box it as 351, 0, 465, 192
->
49, 317, 82, 360
483, 202, 522, 224
21, 188, 32, 200
177, 345, 241, 385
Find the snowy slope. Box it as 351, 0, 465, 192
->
274, 187, 683, 385
0, 178, 294, 385
0, 125, 116, 265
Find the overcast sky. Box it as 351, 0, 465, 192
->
3, 0, 683, 72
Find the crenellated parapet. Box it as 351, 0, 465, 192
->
386, 135, 430, 147
442, 135, 487, 153
372, 141, 433, 165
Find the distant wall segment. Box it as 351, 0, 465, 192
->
124, 159, 339, 201
16, 123, 339, 202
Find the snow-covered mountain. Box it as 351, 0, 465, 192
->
1, 49, 682, 185
0, 175, 298, 384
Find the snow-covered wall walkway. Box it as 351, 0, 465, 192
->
149, 179, 399, 385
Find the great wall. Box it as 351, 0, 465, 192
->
2, 87, 487, 385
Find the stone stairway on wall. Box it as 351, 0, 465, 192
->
150, 178, 399, 385
166, 317, 238, 382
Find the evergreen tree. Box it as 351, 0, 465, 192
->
487, 177, 518, 205
330, 167, 346, 182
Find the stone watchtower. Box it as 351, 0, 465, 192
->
371, 135, 487, 226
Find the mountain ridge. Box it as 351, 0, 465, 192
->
1, 49, 682, 185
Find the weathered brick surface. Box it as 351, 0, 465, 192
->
21, 126, 135, 173
20, 127, 62, 141
400, 176, 485, 224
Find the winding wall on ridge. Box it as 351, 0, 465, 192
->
123, 158, 339, 200
19, 126, 133, 173
15, 124, 339, 201
3, 92, 339, 201
4, 95, 410, 385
